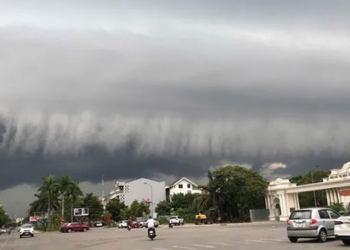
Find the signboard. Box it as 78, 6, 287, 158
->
339, 190, 350, 196
73, 208, 89, 216
29, 216, 41, 222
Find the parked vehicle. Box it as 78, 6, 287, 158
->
130, 221, 139, 228
169, 216, 184, 225
19, 224, 34, 238
60, 222, 89, 233
287, 207, 340, 243
335, 210, 350, 245
94, 221, 104, 227
118, 220, 128, 228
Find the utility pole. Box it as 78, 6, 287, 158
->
102, 174, 105, 209
311, 165, 319, 207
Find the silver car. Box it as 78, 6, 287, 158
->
287, 207, 340, 243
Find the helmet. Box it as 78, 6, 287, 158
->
149, 216, 152, 219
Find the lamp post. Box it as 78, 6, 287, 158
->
144, 182, 153, 217
311, 165, 319, 207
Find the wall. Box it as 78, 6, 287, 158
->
124, 178, 166, 211
169, 179, 201, 197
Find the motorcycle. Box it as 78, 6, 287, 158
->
148, 227, 156, 240
127, 225, 131, 231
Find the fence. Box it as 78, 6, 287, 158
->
249, 208, 280, 222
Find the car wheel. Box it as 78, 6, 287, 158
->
67, 229, 72, 233
83, 228, 87, 232
341, 239, 350, 245
288, 237, 298, 243
20, 235, 22, 238
317, 229, 327, 242
31, 234, 34, 237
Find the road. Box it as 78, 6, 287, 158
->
0, 222, 345, 250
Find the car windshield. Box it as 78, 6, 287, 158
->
290, 210, 312, 219
22, 225, 33, 228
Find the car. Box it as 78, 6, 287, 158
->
286, 207, 340, 243
169, 216, 184, 225
19, 224, 34, 238
130, 221, 140, 228
118, 220, 128, 228
94, 221, 104, 227
334, 210, 350, 245
60, 222, 89, 233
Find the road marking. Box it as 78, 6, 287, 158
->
0, 238, 10, 250
261, 238, 286, 242
245, 239, 274, 243
212, 242, 233, 246
172, 246, 197, 250
191, 244, 216, 248
153, 248, 171, 250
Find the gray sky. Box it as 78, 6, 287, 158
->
1, 0, 350, 217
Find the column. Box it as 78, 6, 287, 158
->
336, 188, 340, 203
296, 193, 300, 209
326, 190, 331, 206
265, 196, 268, 209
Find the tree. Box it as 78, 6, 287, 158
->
37, 175, 60, 229
0, 205, 9, 227
106, 198, 126, 222
129, 200, 149, 218
80, 193, 104, 221
155, 200, 171, 215
290, 169, 330, 208
57, 175, 76, 219
194, 166, 268, 222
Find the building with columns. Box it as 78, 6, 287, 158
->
266, 162, 350, 221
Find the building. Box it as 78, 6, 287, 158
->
165, 177, 202, 200
101, 178, 166, 215
266, 162, 350, 221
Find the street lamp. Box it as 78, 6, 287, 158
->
144, 182, 153, 217
311, 165, 319, 207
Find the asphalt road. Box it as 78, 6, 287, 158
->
0, 222, 345, 250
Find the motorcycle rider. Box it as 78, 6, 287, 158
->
146, 215, 156, 236
127, 216, 132, 230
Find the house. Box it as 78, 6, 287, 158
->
165, 177, 202, 201
101, 178, 166, 216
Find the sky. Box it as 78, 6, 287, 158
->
1, 0, 350, 217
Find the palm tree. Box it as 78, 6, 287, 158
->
57, 175, 76, 219
68, 182, 83, 222
38, 175, 59, 229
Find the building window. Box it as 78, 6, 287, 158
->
187, 184, 191, 188
179, 184, 183, 189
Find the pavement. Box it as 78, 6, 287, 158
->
0, 222, 346, 250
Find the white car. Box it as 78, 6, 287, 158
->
118, 220, 128, 228
19, 224, 34, 238
169, 216, 184, 225
335, 211, 350, 245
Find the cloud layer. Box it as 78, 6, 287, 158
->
1, 0, 350, 216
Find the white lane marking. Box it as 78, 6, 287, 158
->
0, 238, 10, 250
191, 244, 216, 248
245, 239, 274, 243
172, 246, 197, 250
212, 242, 233, 246
261, 238, 286, 242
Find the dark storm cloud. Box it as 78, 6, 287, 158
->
1, 0, 350, 216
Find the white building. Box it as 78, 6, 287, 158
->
101, 178, 166, 215
166, 177, 202, 200
266, 162, 350, 221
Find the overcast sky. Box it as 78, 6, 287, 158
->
1, 0, 350, 217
